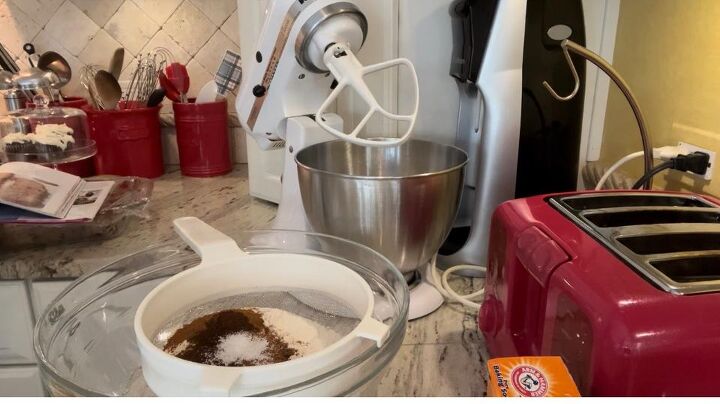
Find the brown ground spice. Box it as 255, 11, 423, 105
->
163, 308, 297, 366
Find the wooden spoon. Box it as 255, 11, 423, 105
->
94, 70, 122, 110
108, 48, 124, 81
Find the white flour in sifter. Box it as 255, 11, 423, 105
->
258, 307, 341, 357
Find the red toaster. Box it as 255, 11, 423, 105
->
479, 191, 720, 396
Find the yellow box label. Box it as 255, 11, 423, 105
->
488, 356, 580, 397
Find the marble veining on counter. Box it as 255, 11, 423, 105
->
0, 165, 487, 396
368, 281, 488, 397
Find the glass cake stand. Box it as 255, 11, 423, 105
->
0, 137, 97, 166
0, 96, 96, 167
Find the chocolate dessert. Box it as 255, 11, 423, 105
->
30, 123, 75, 153
1, 124, 75, 155
2, 132, 33, 153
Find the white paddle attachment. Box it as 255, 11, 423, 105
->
315, 43, 419, 146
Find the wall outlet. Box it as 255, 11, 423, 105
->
677, 142, 715, 180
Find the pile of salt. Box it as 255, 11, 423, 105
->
214, 333, 270, 365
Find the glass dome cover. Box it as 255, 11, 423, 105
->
0, 95, 96, 164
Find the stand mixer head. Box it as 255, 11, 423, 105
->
236, 0, 419, 147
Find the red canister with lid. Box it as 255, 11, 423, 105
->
172, 99, 232, 177
85, 104, 164, 178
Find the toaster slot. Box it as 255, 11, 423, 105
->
651, 255, 720, 283
584, 210, 720, 228
549, 192, 720, 295
561, 195, 711, 210
618, 233, 720, 255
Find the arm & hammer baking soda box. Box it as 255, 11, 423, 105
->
487, 356, 580, 397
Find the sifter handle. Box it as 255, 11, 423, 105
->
173, 217, 246, 263
353, 317, 390, 348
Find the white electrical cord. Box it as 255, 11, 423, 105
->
434, 145, 684, 310
595, 151, 644, 190
430, 255, 486, 310
594, 146, 683, 191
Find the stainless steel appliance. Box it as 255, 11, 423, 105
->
440, 0, 588, 268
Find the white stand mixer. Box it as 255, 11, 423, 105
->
237, 0, 419, 231
236, 0, 450, 319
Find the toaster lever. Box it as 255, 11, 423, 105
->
516, 226, 570, 286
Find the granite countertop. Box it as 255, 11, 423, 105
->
0, 166, 487, 396
0, 166, 276, 280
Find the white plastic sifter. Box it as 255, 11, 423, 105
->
134, 217, 389, 396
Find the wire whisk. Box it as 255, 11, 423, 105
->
80, 64, 104, 109
122, 47, 173, 108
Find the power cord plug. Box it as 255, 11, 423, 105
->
595, 145, 680, 191
652, 145, 683, 160
632, 151, 711, 189
672, 151, 710, 176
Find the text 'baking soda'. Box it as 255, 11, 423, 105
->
487, 356, 580, 397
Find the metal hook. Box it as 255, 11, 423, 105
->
542, 39, 654, 189
543, 40, 580, 101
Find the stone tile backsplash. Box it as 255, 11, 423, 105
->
0, 0, 247, 164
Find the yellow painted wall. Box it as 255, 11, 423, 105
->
600, 0, 720, 195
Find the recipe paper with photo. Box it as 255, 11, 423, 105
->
0, 180, 114, 223
65, 181, 114, 221
0, 161, 83, 218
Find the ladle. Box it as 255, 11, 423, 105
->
37, 51, 72, 89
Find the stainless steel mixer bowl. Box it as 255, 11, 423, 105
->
296, 139, 468, 274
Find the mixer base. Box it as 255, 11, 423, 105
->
406, 268, 444, 320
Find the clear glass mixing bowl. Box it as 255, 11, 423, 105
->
33, 230, 409, 396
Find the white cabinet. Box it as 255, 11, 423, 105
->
0, 366, 44, 396
0, 282, 35, 365
0, 279, 73, 397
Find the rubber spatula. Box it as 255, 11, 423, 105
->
159, 71, 181, 103
165, 63, 189, 103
